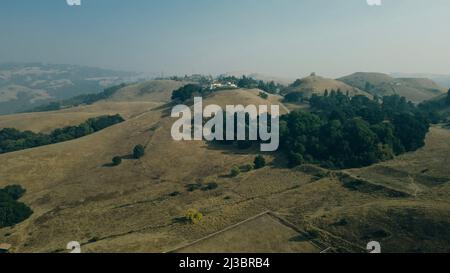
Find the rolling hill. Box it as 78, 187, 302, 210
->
285, 73, 371, 98
339, 72, 446, 103
0, 81, 449, 253
107, 80, 188, 103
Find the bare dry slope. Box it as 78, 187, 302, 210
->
286, 74, 370, 98
108, 80, 188, 103
0, 101, 159, 133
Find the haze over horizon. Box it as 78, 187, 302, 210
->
1, 0, 450, 78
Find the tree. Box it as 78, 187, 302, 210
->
284, 92, 305, 103
133, 145, 145, 159
112, 156, 122, 166
0, 185, 33, 228
254, 155, 266, 169
171, 84, 204, 102
2, 185, 26, 200
392, 113, 429, 152
185, 209, 203, 224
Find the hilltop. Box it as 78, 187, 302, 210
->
339, 72, 446, 103
107, 80, 188, 103
284, 73, 370, 98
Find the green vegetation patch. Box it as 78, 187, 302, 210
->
0, 114, 124, 154
0, 185, 33, 228
281, 93, 432, 169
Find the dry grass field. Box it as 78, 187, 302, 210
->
173, 213, 321, 253
0, 81, 449, 253
286, 74, 371, 98
108, 80, 188, 103
0, 101, 159, 133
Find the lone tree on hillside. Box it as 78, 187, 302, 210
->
254, 155, 266, 169
133, 145, 145, 159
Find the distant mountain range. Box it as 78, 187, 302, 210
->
0, 63, 138, 115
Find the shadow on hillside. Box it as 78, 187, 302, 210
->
172, 217, 189, 224
102, 154, 135, 167
288, 234, 311, 242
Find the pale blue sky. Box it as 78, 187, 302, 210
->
1, 0, 450, 78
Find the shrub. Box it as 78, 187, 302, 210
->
133, 144, 145, 159
259, 92, 269, 99
242, 164, 253, 172
186, 183, 202, 192
254, 155, 266, 169
112, 156, 122, 166
185, 209, 203, 224
202, 182, 218, 191
230, 166, 241, 177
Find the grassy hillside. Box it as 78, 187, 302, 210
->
0, 80, 188, 133
285, 74, 370, 98
108, 80, 188, 103
0, 101, 159, 133
0, 85, 448, 253
339, 72, 446, 103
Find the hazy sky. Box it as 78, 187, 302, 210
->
1, 0, 450, 78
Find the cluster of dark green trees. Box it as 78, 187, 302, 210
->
418, 88, 450, 121
284, 92, 306, 103
0, 114, 124, 154
0, 185, 33, 228
218, 76, 282, 94
280, 92, 432, 169
171, 84, 206, 102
